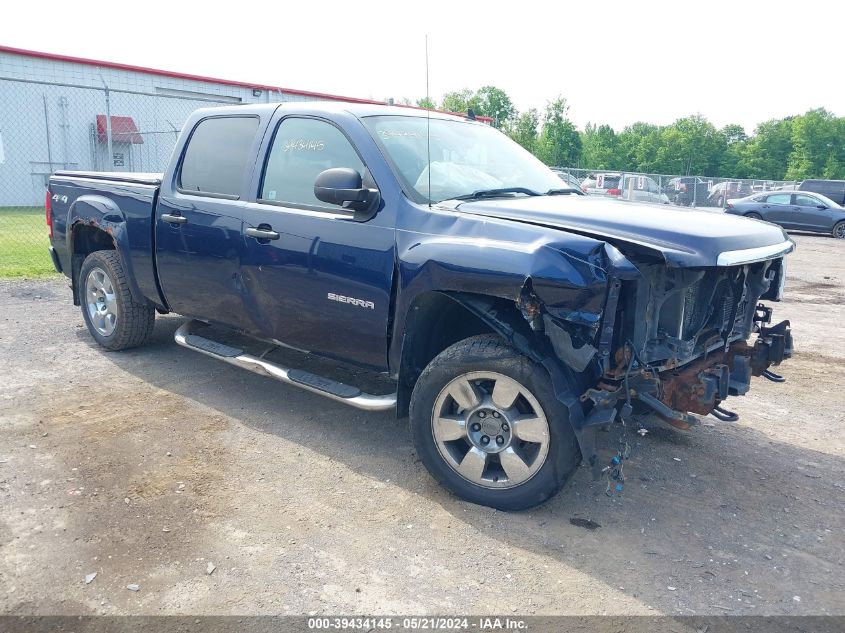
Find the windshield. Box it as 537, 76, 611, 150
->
362, 115, 564, 204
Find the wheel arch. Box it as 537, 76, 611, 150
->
66, 196, 145, 307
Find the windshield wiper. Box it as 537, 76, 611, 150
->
450, 187, 542, 201
545, 188, 584, 196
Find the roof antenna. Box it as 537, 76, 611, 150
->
425, 34, 432, 208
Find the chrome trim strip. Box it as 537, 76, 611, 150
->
717, 240, 795, 266
175, 321, 397, 412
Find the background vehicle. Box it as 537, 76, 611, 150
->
708, 181, 754, 206
664, 176, 710, 206
620, 175, 670, 204
551, 169, 583, 190
580, 172, 622, 196
798, 179, 845, 205
726, 191, 845, 237
46, 102, 795, 511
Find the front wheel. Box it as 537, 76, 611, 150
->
79, 250, 155, 350
746, 212, 763, 220
833, 221, 845, 239
409, 335, 581, 511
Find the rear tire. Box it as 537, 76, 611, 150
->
79, 250, 155, 350
833, 221, 845, 239
409, 334, 581, 511
746, 212, 763, 220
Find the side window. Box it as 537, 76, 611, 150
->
179, 117, 260, 197
766, 193, 791, 205
795, 194, 819, 207
261, 117, 366, 210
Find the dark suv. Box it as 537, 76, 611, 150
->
798, 179, 845, 205
665, 177, 710, 206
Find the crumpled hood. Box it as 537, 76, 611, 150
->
451, 195, 793, 267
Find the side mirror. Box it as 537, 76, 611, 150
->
314, 168, 380, 217
817, 204, 827, 210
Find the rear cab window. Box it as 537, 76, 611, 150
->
179, 116, 260, 198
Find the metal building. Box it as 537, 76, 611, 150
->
0, 45, 391, 206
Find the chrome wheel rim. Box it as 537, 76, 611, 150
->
85, 267, 118, 336
835, 223, 845, 239
431, 371, 550, 489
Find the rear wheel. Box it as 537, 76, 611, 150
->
746, 212, 763, 220
79, 250, 155, 350
833, 221, 845, 239
409, 335, 581, 511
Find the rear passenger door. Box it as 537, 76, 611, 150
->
239, 115, 395, 369
759, 193, 795, 227
155, 115, 261, 327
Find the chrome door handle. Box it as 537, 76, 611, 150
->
161, 213, 187, 225
245, 227, 280, 240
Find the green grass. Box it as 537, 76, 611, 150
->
0, 206, 59, 278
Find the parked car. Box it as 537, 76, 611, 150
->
46, 102, 795, 511
619, 175, 670, 204
550, 169, 583, 190
798, 179, 845, 206
580, 172, 622, 196
726, 191, 845, 237
708, 181, 754, 207
664, 177, 710, 206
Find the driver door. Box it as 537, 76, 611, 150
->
239, 116, 395, 369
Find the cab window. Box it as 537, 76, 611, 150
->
261, 117, 367, 210
179, 116, 259, 198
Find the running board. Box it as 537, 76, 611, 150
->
174, 320, 397, 412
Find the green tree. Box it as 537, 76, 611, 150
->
507, 109, 540, 152
740, 118, 794, 180
535, 96, 581, 167
440, 89, 480, 114
581, 123, 621, 170
719, 124, 749, 177
786, 109, 845, 180
474, 85, 517, 129
617, 122, 661, 172
415, 96, 436, 109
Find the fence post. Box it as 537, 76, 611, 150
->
98, 73, 113, 171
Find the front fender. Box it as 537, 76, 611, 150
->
67, 195, 146, 306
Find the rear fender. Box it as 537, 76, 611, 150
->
67, 195, 145, 306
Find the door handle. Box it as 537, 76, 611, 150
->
161, 213, 187, 225
245, 226, 280, 241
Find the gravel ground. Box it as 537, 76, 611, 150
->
0, 233, 843, 616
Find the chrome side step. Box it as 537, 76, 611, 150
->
174, 320, 397, 412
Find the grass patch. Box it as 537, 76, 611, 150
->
0, 206, 59, 278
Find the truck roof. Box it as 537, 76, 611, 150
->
190, 101, 482, 123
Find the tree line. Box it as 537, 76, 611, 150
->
407, 87, 845, 181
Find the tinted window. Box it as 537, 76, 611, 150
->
795, 194, 820, 207
179, 117, 259, 197
766, 194, 792, 205
261, 118, 366, 209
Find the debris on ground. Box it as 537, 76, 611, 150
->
126, 584, 140, 592
84, 572, 97, 584
569, 518, 601, 531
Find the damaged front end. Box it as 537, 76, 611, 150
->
579, 254, 793, 432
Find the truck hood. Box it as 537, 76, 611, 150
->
451, 195, 793, 267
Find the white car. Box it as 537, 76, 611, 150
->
581, 173, 669, 204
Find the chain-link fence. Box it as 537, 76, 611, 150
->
553, 167, 800, 208
0, 74, 267, 276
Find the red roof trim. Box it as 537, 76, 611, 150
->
0, 45, 492, 121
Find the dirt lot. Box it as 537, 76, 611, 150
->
1, 233, 843, 617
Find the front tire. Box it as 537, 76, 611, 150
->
746, 212, 763, 220
409, 335, 581, 511
79, 250, 155, 350
833, 221, 845, 239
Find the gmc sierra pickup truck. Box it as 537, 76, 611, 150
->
46, 102, 794, 510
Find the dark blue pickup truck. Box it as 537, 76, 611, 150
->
46, 102, 795, 510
